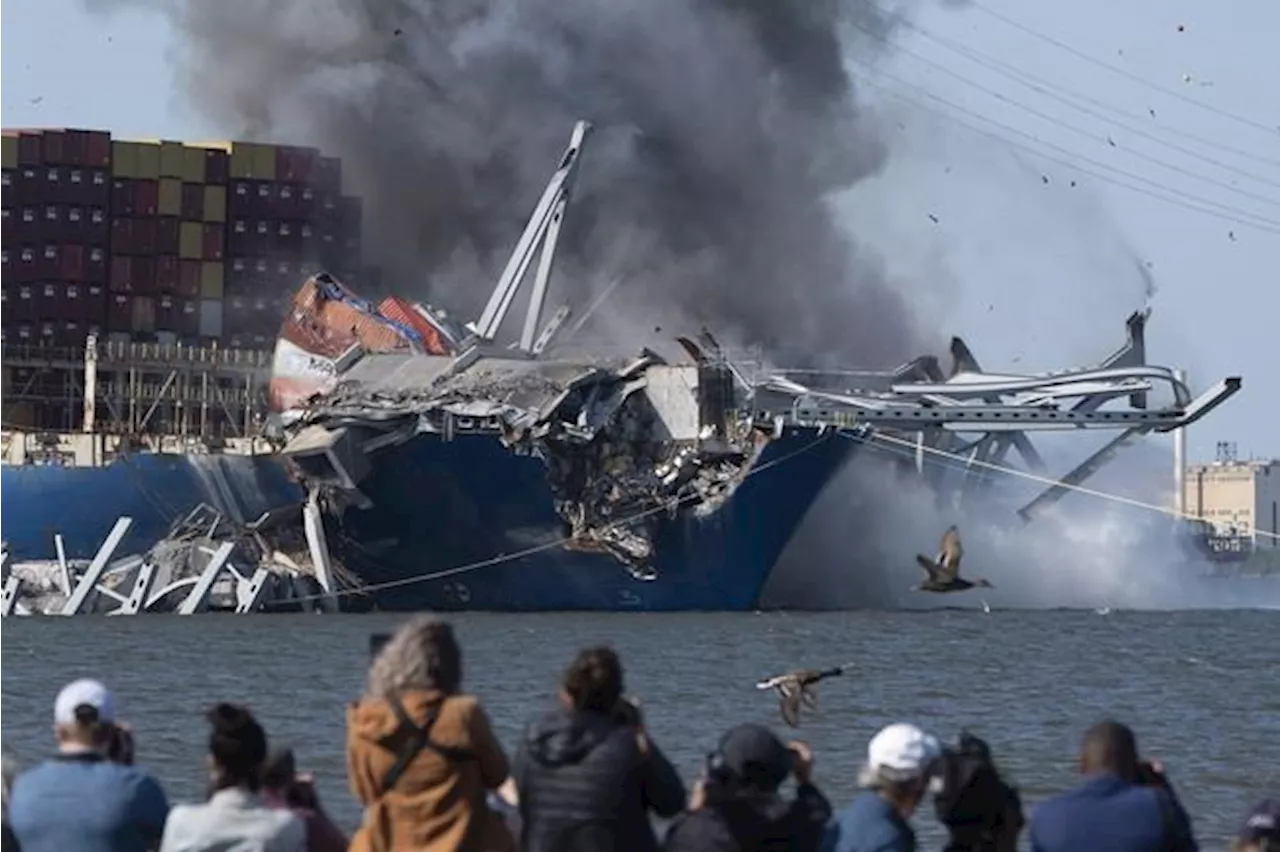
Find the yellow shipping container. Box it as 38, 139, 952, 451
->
229, 142, 257, 179
134, 142, 161, 179
1, 135, 17, 169
179, 222, 204, 260
159, 141, 185, 178
200, 262, 225, 299
181, 146, 206, 183
202, 185, 227, 223
158, 178, 182, 217
252, 144, 277, 181
111, 141, 138, 178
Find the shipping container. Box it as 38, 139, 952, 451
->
133, 256, 157, 295
88, 207, 109, 245
155, 294, 178, 331
132, 218, 157, 255
85, 131, 111, 168
200, 261, 224, 299
230, 143, 256, 180
134, 179, 159, 216
41, 131, 65, 165
179, 221, 203, 259
315, 156, 341, 193
110, 218, 134, 254
158, 177, 182, 216
134, 142, 160, 179
86, 246, 108, 283
180, 299, 200, 336
156, 217, 179, 255
63, 130, 88, 166
202, 184, 226, 222
107, 293, 131, 330
253, 144, 277, 181
159, 141, 184, 178
156, 255, 178, 293
84, 283, 107, 325
111, 178, 135, 216
156, 330, 178, 347
6, 284, 35, 322
110, 256, 134, 293
111, 141, 137, 178
18, 133, 43, 167
181, 182, 203, 220
60, 243, 85, 281
198, 298, 223, 337
40, 244, 61, 279
132, 296, 156, 333
181, 146, 205, 183
1, 133, 17, 169
177, 260, 202, 297
206, 148, 229, 185
202, 223, 224, 261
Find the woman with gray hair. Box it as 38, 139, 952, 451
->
3, 749, 21, 851
346, 616, 514, 852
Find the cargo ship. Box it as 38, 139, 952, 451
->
264, 121, 1243, 611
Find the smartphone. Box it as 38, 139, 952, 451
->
369, 632, 393, 659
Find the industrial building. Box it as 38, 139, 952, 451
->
1184, 452, 1280, 552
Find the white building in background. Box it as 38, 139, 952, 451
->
1184, 457, 1280, 550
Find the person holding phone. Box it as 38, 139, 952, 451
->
514, 646, 686, 852
663, 724, 832, 852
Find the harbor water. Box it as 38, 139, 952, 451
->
2, 609, 1277, 847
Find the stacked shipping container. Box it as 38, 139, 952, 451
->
3, 128, 372, 351
2, 128, 113, 348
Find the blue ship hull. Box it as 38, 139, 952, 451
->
335, 429, 860, 612
0, 454, 302, 561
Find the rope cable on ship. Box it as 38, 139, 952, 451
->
285, 426, 1276, 606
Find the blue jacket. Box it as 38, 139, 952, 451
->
1030, 773, 1196, 852
822, 792, 915, 852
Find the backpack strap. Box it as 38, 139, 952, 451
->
378, 694, 478, 795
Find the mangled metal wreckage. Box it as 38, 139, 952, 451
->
270, 120, 1242, 612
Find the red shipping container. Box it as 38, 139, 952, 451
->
132, 256, 156, 295
201, 222, 224, 261
61, 244, 85, 281
110, 256, 134, 293
205, 149, 229, 185
132, 218, 157, 255
40, 131, 66, 165
86, 246, 108, 284
40, 244, 61, 279
177, 260, 201, 297
133, 179, 159, 217
110, 218, 134, 254
87, 207, 109, 245
156, 256, 178, 292
85, 131, 111, 168
111, 179, 135, 216
155, 294, 178, 331
379, 296, 449, 355
156, 217, 180, 254
17, 133, 43, 167
84, 284, 107, 325
179, 299, 200, 336
108, 294, 131, 330
63, 130, 88, 166
181, 183, 203, 220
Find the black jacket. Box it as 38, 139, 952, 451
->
663, 782, 833, 852
514, 706, 686, 852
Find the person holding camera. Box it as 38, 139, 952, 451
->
513, 645, 686, 852
7, 679, 169, 852
663, 723, 832, 852
931, 732, 1024, 852
1028, 720, 1197, 852
822, 722, 942, 852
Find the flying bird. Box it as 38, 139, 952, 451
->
913, 525, 994, 593
756, 664, 852, 728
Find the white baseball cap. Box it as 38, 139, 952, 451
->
867, 723, 941, 780
54, 679, 116, 726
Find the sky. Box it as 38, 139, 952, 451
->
2, 0, 1277, 464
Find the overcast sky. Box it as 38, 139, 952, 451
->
3, 0, 1277, 463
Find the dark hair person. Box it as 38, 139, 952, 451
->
159, 704, 304, 852
260, 747, 348, 852
1028, 719, 1197, 852
347, 616, 514, 852
514, 645, 686, 852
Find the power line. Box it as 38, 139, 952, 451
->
897, 18, 1280, 180
848, 23, 1280, 211
849, 65, 1280, 234
966, 1, 1280, 137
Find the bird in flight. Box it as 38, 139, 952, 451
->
756, 664, 852, 728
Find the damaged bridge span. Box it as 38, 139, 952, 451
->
268, 120, 1240, 612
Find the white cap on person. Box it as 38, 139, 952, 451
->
867, 723, 941, 781
54, 679, 116, 726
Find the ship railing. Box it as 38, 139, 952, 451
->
1, 341, 274, 369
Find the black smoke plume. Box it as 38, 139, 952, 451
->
86, 0, 967, 366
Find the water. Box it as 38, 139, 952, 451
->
3, 610, 1278, 847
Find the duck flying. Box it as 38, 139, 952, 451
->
756, 664, 852, 728
913, 525, 994, 593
